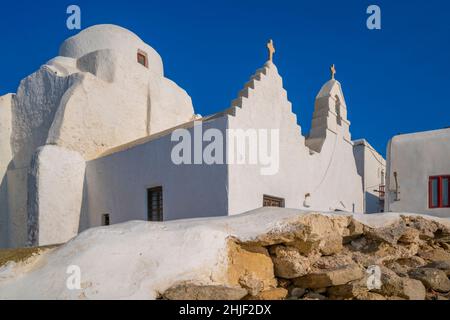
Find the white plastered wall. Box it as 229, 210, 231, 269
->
7, 68, 74, 248
82, 117, 229, 230
3, 24, 196, 247
353, 140, 386, 213
226, 62, 363, 215
28, 145, 85, 246
0, 94, 14, 247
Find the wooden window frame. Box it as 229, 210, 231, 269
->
263, 195, 285, 208
137, 50, 148, 68
147, 186, 163, 221
429, 175, 450, 209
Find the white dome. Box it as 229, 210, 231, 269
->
59, 24, 164, 76
316, 79, 347, 106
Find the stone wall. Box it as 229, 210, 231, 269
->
163, 213, 450, 300
2, 209, 446, 300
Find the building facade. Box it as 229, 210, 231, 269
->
385, 128, 450, 217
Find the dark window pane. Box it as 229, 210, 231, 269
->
137, 52, 148, 67
443, 178, 449, 207
102, 214, 110, 226
263, 195, 284, 208
147, 187, 163, 221
431, 178, 439, 207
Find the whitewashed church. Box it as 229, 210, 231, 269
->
0, 25, 387, 249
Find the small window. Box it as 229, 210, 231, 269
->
429, 176, 450, 209
444, 178, 449, 207
102, 214, 110, 226
263, 195, 285, 208
148, 187, 163, 221
137, 50, 148, 68
335, 95, 342, 126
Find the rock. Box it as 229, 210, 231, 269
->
303, 292, 327, 300
347, 240, 418, 268
398, 227, 421, 244
396, 256, 427, 268
418, 248, 450, 264
299, 214, 350, 239
365, 221, 408, 245
289, 238, 320, 255
374, 267, 426, 300
383, 261, 409, 278
320, 233, 344, 256
386, 256, 427, 276
387, 296, 406, 300
293, 264, 364, 289
239, 275, 264, 296
425, 261, 450, 276
371, 242, 419, 264
288, 215, 347, 256
271, 246, 312, 279
312, 287, 328, 294
346, 219, 365, 241
426, 291, 449, 300
312, 253, 355, 270
227, 242, 277, 295
394, 279, 426, 300
409, 268, 450, 293
289, 287, 306, 298
245, 288, 288, 300
327, 279, 368, 299
434, 228, 450, 242
350, 251, 377, 268
355, 292, 386, 300
250, 214, 349, 248
163, 284, 248, 300
402, 216, 440, 240
277, 278, 292, 288
349, 237, 369, 251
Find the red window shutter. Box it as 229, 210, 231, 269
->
429, 175, 450, 209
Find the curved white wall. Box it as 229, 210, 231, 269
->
60, 24, 164, 77
2, 24, 195, 247
28, 145, 85, 246
386, 128, 450, 217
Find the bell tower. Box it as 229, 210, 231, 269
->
306, 65, 351, 152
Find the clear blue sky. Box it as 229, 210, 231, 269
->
0, 0, 449, 156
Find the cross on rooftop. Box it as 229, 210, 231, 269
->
267, 39, 275, 62
330, 64, 336, 80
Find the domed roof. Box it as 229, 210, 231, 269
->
59, 24, 164, 76
316, 79, 347, 106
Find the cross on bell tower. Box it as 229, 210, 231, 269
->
267, 39, 275, 62
330, 64, 336, 80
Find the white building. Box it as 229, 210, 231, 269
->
0, 25, 384, 248
385, 128, 450, 217
353, 139, 386, 213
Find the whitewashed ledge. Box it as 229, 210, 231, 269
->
0, 207, 448, 300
